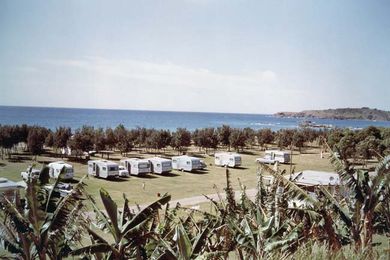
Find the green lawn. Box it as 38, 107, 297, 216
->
0, 146, 334, 208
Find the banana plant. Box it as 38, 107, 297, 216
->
323, 144, 390, 249
71, 189, 171, 259
151, 220, 223, 260
0, 165, 87, 260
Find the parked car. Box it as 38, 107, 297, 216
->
118, 165, 130, 177
200, 159, 207, 170
44, 182, 73, 197
20, 167, 41, 181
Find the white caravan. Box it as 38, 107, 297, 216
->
172, 156, 202, 172
120, 158, 151, 176
0, 178, 24, 203
148, 157, 172, 174
48, 161, 74, 180
214, 152, 242, 167
256, 150, 290, 164
88, 160, 119, 179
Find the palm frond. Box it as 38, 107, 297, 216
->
1, 198, 31, 234
71, 243, 114, 257
99, 188, 121, 243
258, 163, 319, 207
121, 194, 171, 236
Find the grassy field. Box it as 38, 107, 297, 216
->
0, 146, 334, 208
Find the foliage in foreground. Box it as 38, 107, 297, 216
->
0, 149, 389, 259
0, 166, 87, 259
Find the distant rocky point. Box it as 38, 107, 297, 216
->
275, 107, 390, 121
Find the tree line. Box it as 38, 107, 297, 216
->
0, 124, 389, 159
326, 126, 390, 161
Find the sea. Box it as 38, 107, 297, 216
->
1, 106, 390, 131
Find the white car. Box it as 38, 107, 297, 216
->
118, 165, 130, 177
21, 167, 41, 181
44, 183, 73, 197
199, 160, 207, 170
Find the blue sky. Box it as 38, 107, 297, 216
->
1, 0, 389, 114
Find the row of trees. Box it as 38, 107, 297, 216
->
0, 124, 50, 159
1, 150, 389, 259
0, 124, 324, 156
327, 126, 390, 161
1, 124, 389, 159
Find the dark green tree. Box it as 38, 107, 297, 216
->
256, 128, 274, 150
171, 128, 191, 153
217, 125, 232, 150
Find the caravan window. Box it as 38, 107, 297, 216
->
173, 160, 177, 163
139, 163, 149, 169
157, 164, 161, 167
102, 167, 107, 171
109, 166, 118, 171
186, 161, 190, 165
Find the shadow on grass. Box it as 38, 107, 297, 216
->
233, 166, 250, 170
8, 156, 32, 163
158, 172, 181, 177
37, 160, 54, 165
239, 151, 258, 155
105, 177, 129, 182
68, 157, 88, 164
131, 174, 158, 179
190, 169, 209, 175
299, 151, 319, 155
0, 162, 6, 167
185, 153, 207, 158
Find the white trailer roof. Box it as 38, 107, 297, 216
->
48, 161, 72, 167
122, 158, 149, 163
0, 178, 24, 191
288, 170, 340, 186
172, 155, 200, 160
88, 160, 118, 166
215, 152, 241, 156
149, 157, 171, 162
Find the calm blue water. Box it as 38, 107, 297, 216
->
0, 106, 389, 131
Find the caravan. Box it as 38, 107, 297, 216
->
120, 158, 151, 176
48, 161, 74, 180
149, 157, 172, 174
256, 150, 290, 164
214, 152, 242, 167
0, 178, 23, 203
88, 160, 119, 179
172, 155, 202, 172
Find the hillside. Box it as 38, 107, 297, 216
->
275, 107, 390, 121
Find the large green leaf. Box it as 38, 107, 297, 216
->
99, 188, 121, 243
258, 163, 319, 207
1, 198, 31, 234
71, 243, 114, 257
44, 165, 66, 213
121, 194, 171, 236
175, 223, 192, 260
191, 222, 212, 256
264, 224, 302, 252
318, 186, 352, 227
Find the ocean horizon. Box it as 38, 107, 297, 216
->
1, 105, 390, 131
